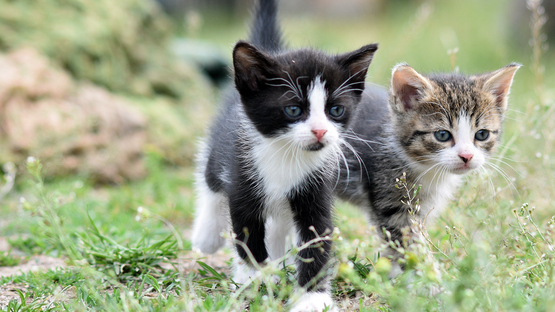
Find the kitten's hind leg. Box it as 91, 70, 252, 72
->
191, 184, 229, 254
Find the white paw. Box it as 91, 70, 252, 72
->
290, 292, 336, 312
388, 261, 404, 279
191, 229, 226, 254
233, 259, 259, 284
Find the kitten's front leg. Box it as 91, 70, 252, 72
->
376, 207, 441, 280
289, 188, 335, 312
228, 186, 268, 284
374, 208, 412, 278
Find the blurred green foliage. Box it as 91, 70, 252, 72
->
0, 0, 200, 99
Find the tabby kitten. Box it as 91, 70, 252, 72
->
191, 0, 377, 310
337, 63, 520, 272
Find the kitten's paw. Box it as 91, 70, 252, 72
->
191, 229, 226, 254
233, 259, 259, 285
388, 261, 404, 279
290, 292, 336, 312
231, 258, 284, 287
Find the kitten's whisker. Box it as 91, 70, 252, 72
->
340, 138, 369, 184
484, 162, 518, 195
487, 163, 513, 189
284, 71, 303, 97
334, 88, 364, 98
505, 108, 524, 115
343, 131, 383, 150
479, 166, 496, 195
332, 68, 367, 99
501, 116, 518, 122
295, 75, 308, 99
267, 76, 300, 100
415, 162, 443, 186
258, 135, 302, 183
342, 135, 385, 147
258, 136, 290, 160
433, 165, 447, 195
332, 143, 351, 192
276, 89, 302, 101
333, 80, 362, 97
487, 157, 522, 177
485, 166, 499, 196
428, 163, 446, 192
267, 72, 308, 101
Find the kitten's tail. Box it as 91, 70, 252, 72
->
249, 0, 283, 53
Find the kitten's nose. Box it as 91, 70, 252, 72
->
312, 129, 327, 141
459, 153, 473, 164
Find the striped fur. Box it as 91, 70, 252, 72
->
337, 64, 520, 272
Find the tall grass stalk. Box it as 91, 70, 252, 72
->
23, 158, 80, 261
527, 0, 548, 108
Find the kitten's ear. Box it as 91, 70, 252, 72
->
233, 41, 277, 93
391, 64, 433, 112
335, 43, 378, 87
480, 63, 521, 111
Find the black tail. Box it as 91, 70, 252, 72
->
249, 0, 283, 53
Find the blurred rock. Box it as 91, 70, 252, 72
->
0, 48, 147, 183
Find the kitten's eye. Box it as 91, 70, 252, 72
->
329, 105, 345, 118
284, 105, 302, 118
434, 130, 451, 142
475, 129, 490, 141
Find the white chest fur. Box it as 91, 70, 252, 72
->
415, 168, 462, 222
250, 134, 335, 261
252, 135, 333, 202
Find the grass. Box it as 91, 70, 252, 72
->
1, 0, 555, 311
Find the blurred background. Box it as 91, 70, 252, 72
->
0, 0, 554, 230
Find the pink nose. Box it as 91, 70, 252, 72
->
312, 129, 327, 141
459, 153, 473, 164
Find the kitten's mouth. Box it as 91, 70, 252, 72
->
451, 165, 475, 174
304, 142, 325, 151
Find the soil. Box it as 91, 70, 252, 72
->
0, 236, 69, 307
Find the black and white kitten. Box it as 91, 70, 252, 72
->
336, 63, 520, 274
191, 0, 377, 310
